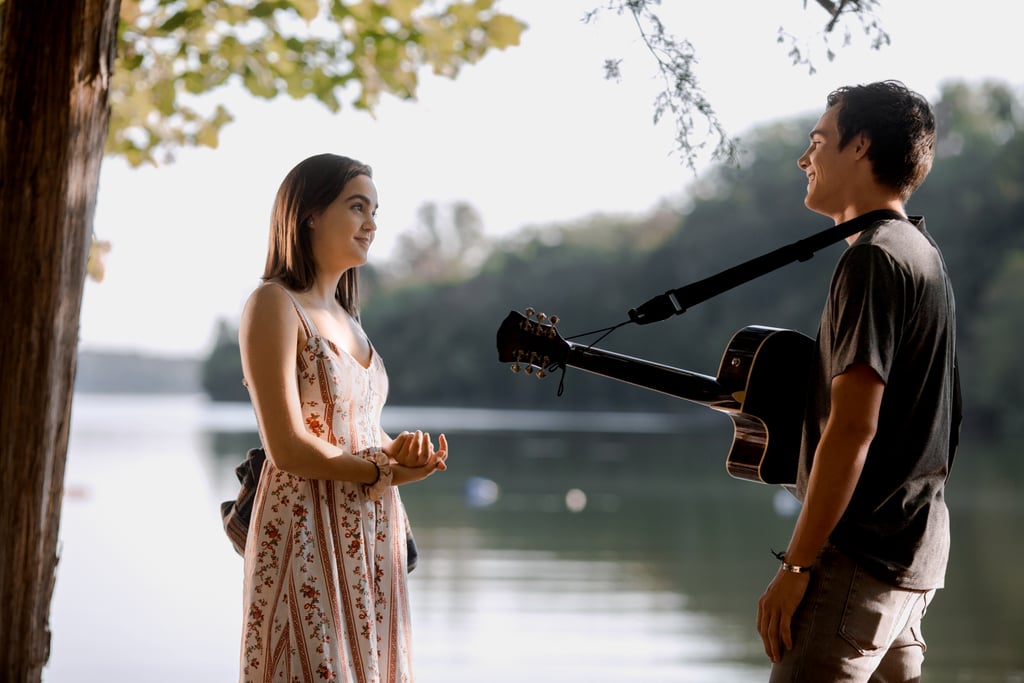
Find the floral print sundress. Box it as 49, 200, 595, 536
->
240, 285, 413, 683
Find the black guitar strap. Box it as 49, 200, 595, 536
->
624, 208, 964, 473
627, 209, 907, 325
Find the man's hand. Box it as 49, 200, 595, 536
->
757, 569, 811, 663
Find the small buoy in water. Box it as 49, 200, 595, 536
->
565, 488, 587, 513
773, 489, 801, 517
465, 477, 499, 508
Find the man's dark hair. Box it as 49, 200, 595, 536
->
827, 80, 936, 200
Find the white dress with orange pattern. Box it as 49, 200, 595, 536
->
240, 286, 413, 683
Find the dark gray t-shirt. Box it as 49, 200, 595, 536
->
798, 215, 958, 589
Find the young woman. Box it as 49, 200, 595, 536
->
238, 153, 448, 682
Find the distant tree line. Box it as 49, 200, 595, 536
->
201, 80, 1024, 442
76, 351, 200, 394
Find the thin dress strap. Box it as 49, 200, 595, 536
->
265, 282, 319, 339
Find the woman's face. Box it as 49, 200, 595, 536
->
309, 174, 378, 274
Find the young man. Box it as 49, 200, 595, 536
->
756, 81, 960, 681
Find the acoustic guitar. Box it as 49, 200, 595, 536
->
496, 309, 814, 489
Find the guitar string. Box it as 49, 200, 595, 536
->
555, 319, 632, 397
564, 319, 631, 347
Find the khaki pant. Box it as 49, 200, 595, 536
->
770, 545, 935, 683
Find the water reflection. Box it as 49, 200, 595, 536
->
47, 395, 1024, 683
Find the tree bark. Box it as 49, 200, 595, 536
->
0, 0, 120, 680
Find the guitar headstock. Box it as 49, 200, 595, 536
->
496, 308, 569, 378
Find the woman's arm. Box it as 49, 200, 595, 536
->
239, 284, 378, 483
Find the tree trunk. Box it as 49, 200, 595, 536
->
0, 0, 120, 680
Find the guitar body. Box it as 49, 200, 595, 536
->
714, 326, 813, 488
496, 310, 814, 489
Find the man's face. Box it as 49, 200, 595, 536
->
797, 105, 860, 220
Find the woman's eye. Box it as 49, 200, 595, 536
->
349, 202, 376, 218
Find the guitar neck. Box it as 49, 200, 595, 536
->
562, 341, 738, 410
497, 310, 807, 488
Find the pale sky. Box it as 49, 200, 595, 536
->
78, 0, 1023, 357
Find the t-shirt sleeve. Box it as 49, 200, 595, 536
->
826, 243, 904, 384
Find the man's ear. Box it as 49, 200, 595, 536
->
853, 132, 871, 159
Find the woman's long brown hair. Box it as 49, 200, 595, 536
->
262, 153, 372, 318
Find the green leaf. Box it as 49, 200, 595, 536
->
159, 9, 199, 33
182, 71, 206, 94
289, 0, 320, 21
250, 2, 276, 19
484, 14, 525, 50
152, 79, 177, 116
386, 0, 418, 23
195, 121, 220, 148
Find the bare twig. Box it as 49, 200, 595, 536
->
587, 0, 890, 170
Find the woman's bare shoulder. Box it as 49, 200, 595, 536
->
244, 280, 295, 311
241, 281, 299, 336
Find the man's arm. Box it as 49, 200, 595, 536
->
786, 362, 884, 565
756, 362, 885, 663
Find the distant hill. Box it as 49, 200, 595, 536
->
75, 350, 201, 394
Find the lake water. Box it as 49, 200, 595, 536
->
44, 394, 1023, 682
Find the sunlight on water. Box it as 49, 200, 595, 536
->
409, 546, 763, 682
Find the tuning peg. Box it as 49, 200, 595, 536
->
524, 307, 535, 318
536, 369, 547, 378
549, 315, 559, 325
537, 312, 547, 322
524, 365, 534, 375
511, 362, 521, 373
